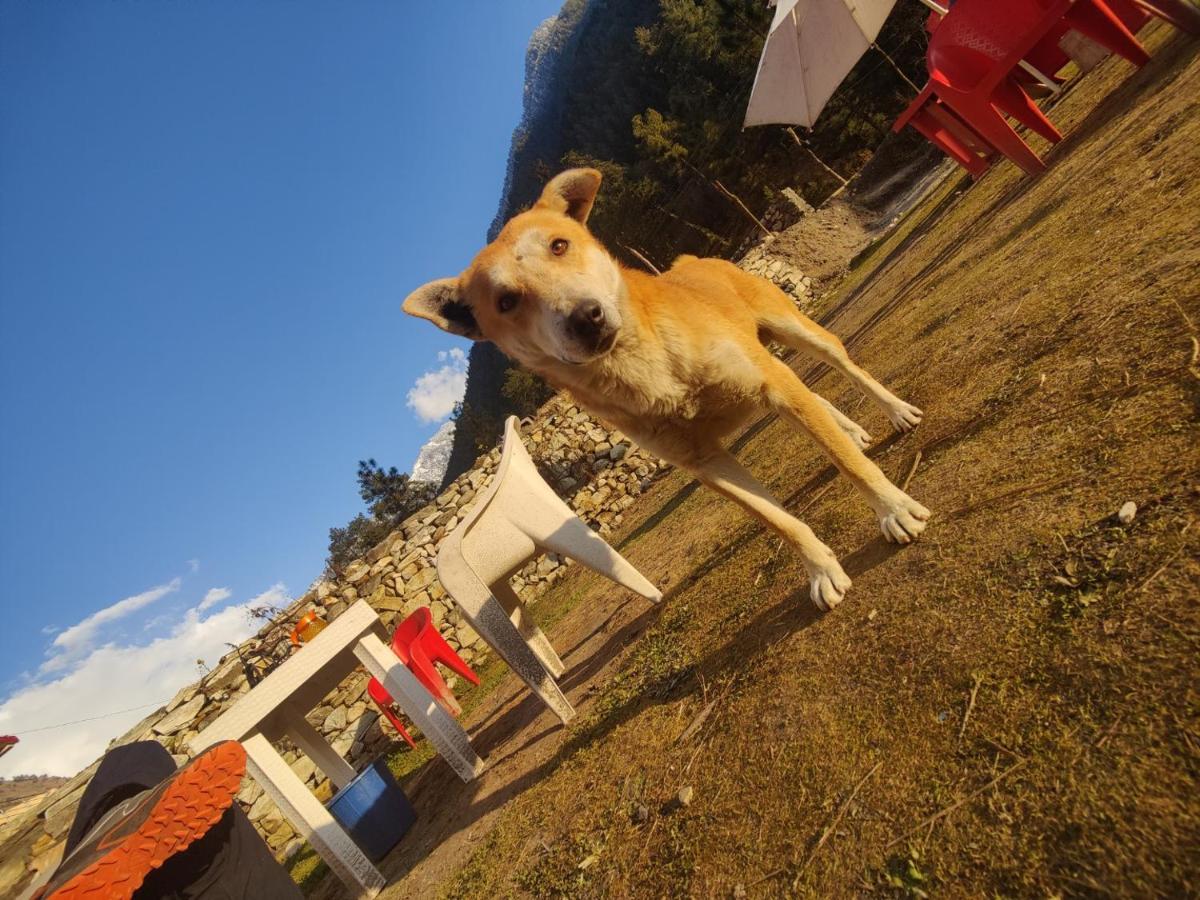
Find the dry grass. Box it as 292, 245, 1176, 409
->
303, 24, 1199, 900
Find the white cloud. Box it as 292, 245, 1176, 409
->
0, 585, 290, 778
42, 578, 182, 674
196, 587, 232, 613
406, 347, 468, 423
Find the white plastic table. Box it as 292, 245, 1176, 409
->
191, 600, 484, 899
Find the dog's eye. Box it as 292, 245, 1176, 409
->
497, 292, 519, 314
550, 238, 569, 256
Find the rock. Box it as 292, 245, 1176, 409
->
279, 837, 306, 864
676, 786, 694, 808
456, 620, 480, 647
344, 562, 371, 584
165, 684, 198, 713
290, 755, 316, 783
1117, 501, 1137, 525
323, 706, 348, 733
371, 590, 407, 612
237, 778, 263, 807
313, 779, 335, 803
260, 806, 285, 833
404, 567, 438, 594
247, 792, 274, 822
43, 782, 89, 839
268, 822, 296, 849
152, 693, 206, 736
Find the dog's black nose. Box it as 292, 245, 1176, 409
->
568, 299, 606, 338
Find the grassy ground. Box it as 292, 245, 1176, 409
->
310, 24, 1199, 899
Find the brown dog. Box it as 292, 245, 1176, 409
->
403, 168, 929, 609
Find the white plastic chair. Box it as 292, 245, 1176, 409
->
437, 416, 661, 723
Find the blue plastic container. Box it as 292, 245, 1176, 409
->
326, 759, 417, 862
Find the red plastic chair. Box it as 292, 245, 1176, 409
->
367, 677, 417, 749
366, 607, 480, 744
1109, 0, 1199, 33
926, 0, 1146, 175
1104, 0, 1153, 30
1038, 0, 1152, 64
894, 81, 998, 178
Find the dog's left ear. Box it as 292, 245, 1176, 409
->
402, 277, 482, 340
535, 168, 602, 224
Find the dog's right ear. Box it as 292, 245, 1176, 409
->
535, 168, 602, 224
402, 277, 482, 340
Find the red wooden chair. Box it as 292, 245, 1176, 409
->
366, 607, 480, 745
927, 0, 1148, 175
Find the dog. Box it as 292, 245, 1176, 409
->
403, 168, 930, 610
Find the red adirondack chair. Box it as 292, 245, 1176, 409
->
367, 607, 480, 746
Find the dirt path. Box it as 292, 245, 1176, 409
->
315, 22, 1198, 898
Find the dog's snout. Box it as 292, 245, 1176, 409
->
568, 299, 606, 337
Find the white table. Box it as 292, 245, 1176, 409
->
191, 600, 485, 899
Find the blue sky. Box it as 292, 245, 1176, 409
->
0, 0, 562, 775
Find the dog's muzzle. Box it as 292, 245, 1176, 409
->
567, 299, 617, 357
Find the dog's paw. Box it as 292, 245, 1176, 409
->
885, 400, 924, 433
843, 420, 873, 450
807, 557, 852, 612
875, 492, 931, 544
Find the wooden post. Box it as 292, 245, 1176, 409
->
870, 42, 923, 93
621, 244, 662, 275
786, 128, 849, 187
713, 179, 771, 237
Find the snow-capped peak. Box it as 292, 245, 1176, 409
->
411, 420, 456, 485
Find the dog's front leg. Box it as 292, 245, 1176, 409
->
758, 355, 931, 544
690, 448, 852, 611
762, 304, 924, 432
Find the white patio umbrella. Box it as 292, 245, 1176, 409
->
744, 0, 935, 129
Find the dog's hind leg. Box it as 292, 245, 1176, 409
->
689, 447, 852, 611
757, 354, 931, 545
759, 303, 924, 433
